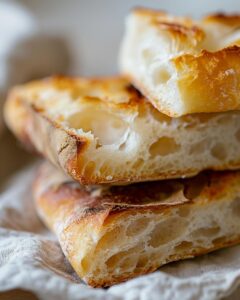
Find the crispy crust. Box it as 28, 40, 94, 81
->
203, 13, 240, 26
34, 162, 240, 287
133, 8, 240, 43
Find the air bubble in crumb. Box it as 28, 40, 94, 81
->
106, 176, 113, 181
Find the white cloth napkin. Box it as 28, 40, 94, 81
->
0, 164, 240, 300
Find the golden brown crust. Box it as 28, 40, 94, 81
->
132, 7, 204, 43
203, 13, 240, 26
133, 8, 240, 40
34, 76, 144, 108
34, 163, 240, 287
172, 46, 240, 114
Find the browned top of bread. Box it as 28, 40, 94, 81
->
133, 7, 240, 42
17, 75, 143, 106
5, 76, 143, 144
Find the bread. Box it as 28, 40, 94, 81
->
5, 76, 240, 184
34, 162, 240, 287
120, 8, 240, 117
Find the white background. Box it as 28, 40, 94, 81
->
19, 0, 240, 76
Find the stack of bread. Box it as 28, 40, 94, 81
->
4, 8, 240, 287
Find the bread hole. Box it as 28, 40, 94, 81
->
119, 142, 127, 151
132, 158, 144, 169
231, 197, 240, 217
149, 137, 180, 157
213, 236, 226, 246
106, 244, 143, 271
137, 106, 147, 119
211, 143, 227, 160
136, 254, 149, 269
235, 129, 240, 142
120, 255, 138, 271
191, 226, 220, 238
67, 108, 128, 145
81, 256, 90, 272
182, 114, 216, 129
148, 217, 186, 248
151, 109, 172, 124
99, 162, 109, 175
84, 161, 96, 177
177, 206, 191, 218
141, 48, 155, 66
126, 217, 150, 237
95, 139, 102, 149
189, 142, 203, 155
95, 226, 124, 252
106, 251, 126, 269
189, 139, 209, 155
92, 266, 102, 277
152, 67, 171, 85
174, 241, 193, 252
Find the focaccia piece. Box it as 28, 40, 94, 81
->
4, 76, 240, 184
34, 162, 240, 287
120, 8, 240, 116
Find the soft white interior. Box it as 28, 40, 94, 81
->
119, 14, 240, 115
79, 195, 240, 284
34, 86, 240, 182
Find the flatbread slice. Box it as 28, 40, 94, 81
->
4, 76, 240, 184
120, 8, 240, 116
34, 162, 240, 287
